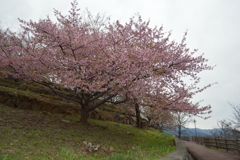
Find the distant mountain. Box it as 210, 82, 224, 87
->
182, 127, 213, 137
165, 126, 220, 137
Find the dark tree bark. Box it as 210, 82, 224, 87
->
135, 103, 142, 129
178, 125, 182, 138
80, 106, 90, 125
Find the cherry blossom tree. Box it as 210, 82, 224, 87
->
145, 108, 175, 132
126, 78, 212, 128
0, 1, 214, 125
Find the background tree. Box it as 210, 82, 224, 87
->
228, 103, 240, 131
211, 103, 240, 139
145, 107, 175, 131
0, 1, 214, 125
168, 111, 192, 138
211, 120, 235, 139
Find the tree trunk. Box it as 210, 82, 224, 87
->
80, 107, 90, 125
178, 125, 182, 139
135, 103, 142, 129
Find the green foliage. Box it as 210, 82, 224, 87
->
0, 154, 8, 160
104, 151, 136, 160
60, 148, 76, 160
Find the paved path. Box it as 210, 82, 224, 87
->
185, 141, 240, 160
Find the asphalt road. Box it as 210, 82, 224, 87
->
185, 141, 240, 160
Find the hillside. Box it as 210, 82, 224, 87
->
0, 75, 139, 126
0, 76, 176, 159
0, 104, 176, 159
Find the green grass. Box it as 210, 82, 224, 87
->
0, 75, 176, 159
0, 104, 176, 160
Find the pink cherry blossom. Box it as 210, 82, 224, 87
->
0, 1, 214, 125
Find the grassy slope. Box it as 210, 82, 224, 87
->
0, 76, 176, 159
0, 104, 175, 160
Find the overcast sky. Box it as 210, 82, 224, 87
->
1, 0, 240, 129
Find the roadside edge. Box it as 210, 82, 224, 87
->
158, 138, 191, 160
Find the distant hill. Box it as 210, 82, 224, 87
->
182, 127, 213, 137
165, 126, 220, 137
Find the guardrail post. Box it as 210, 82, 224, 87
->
225, 138, 228, 152
236, 139, 240, 156
215, 137, 218, 149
